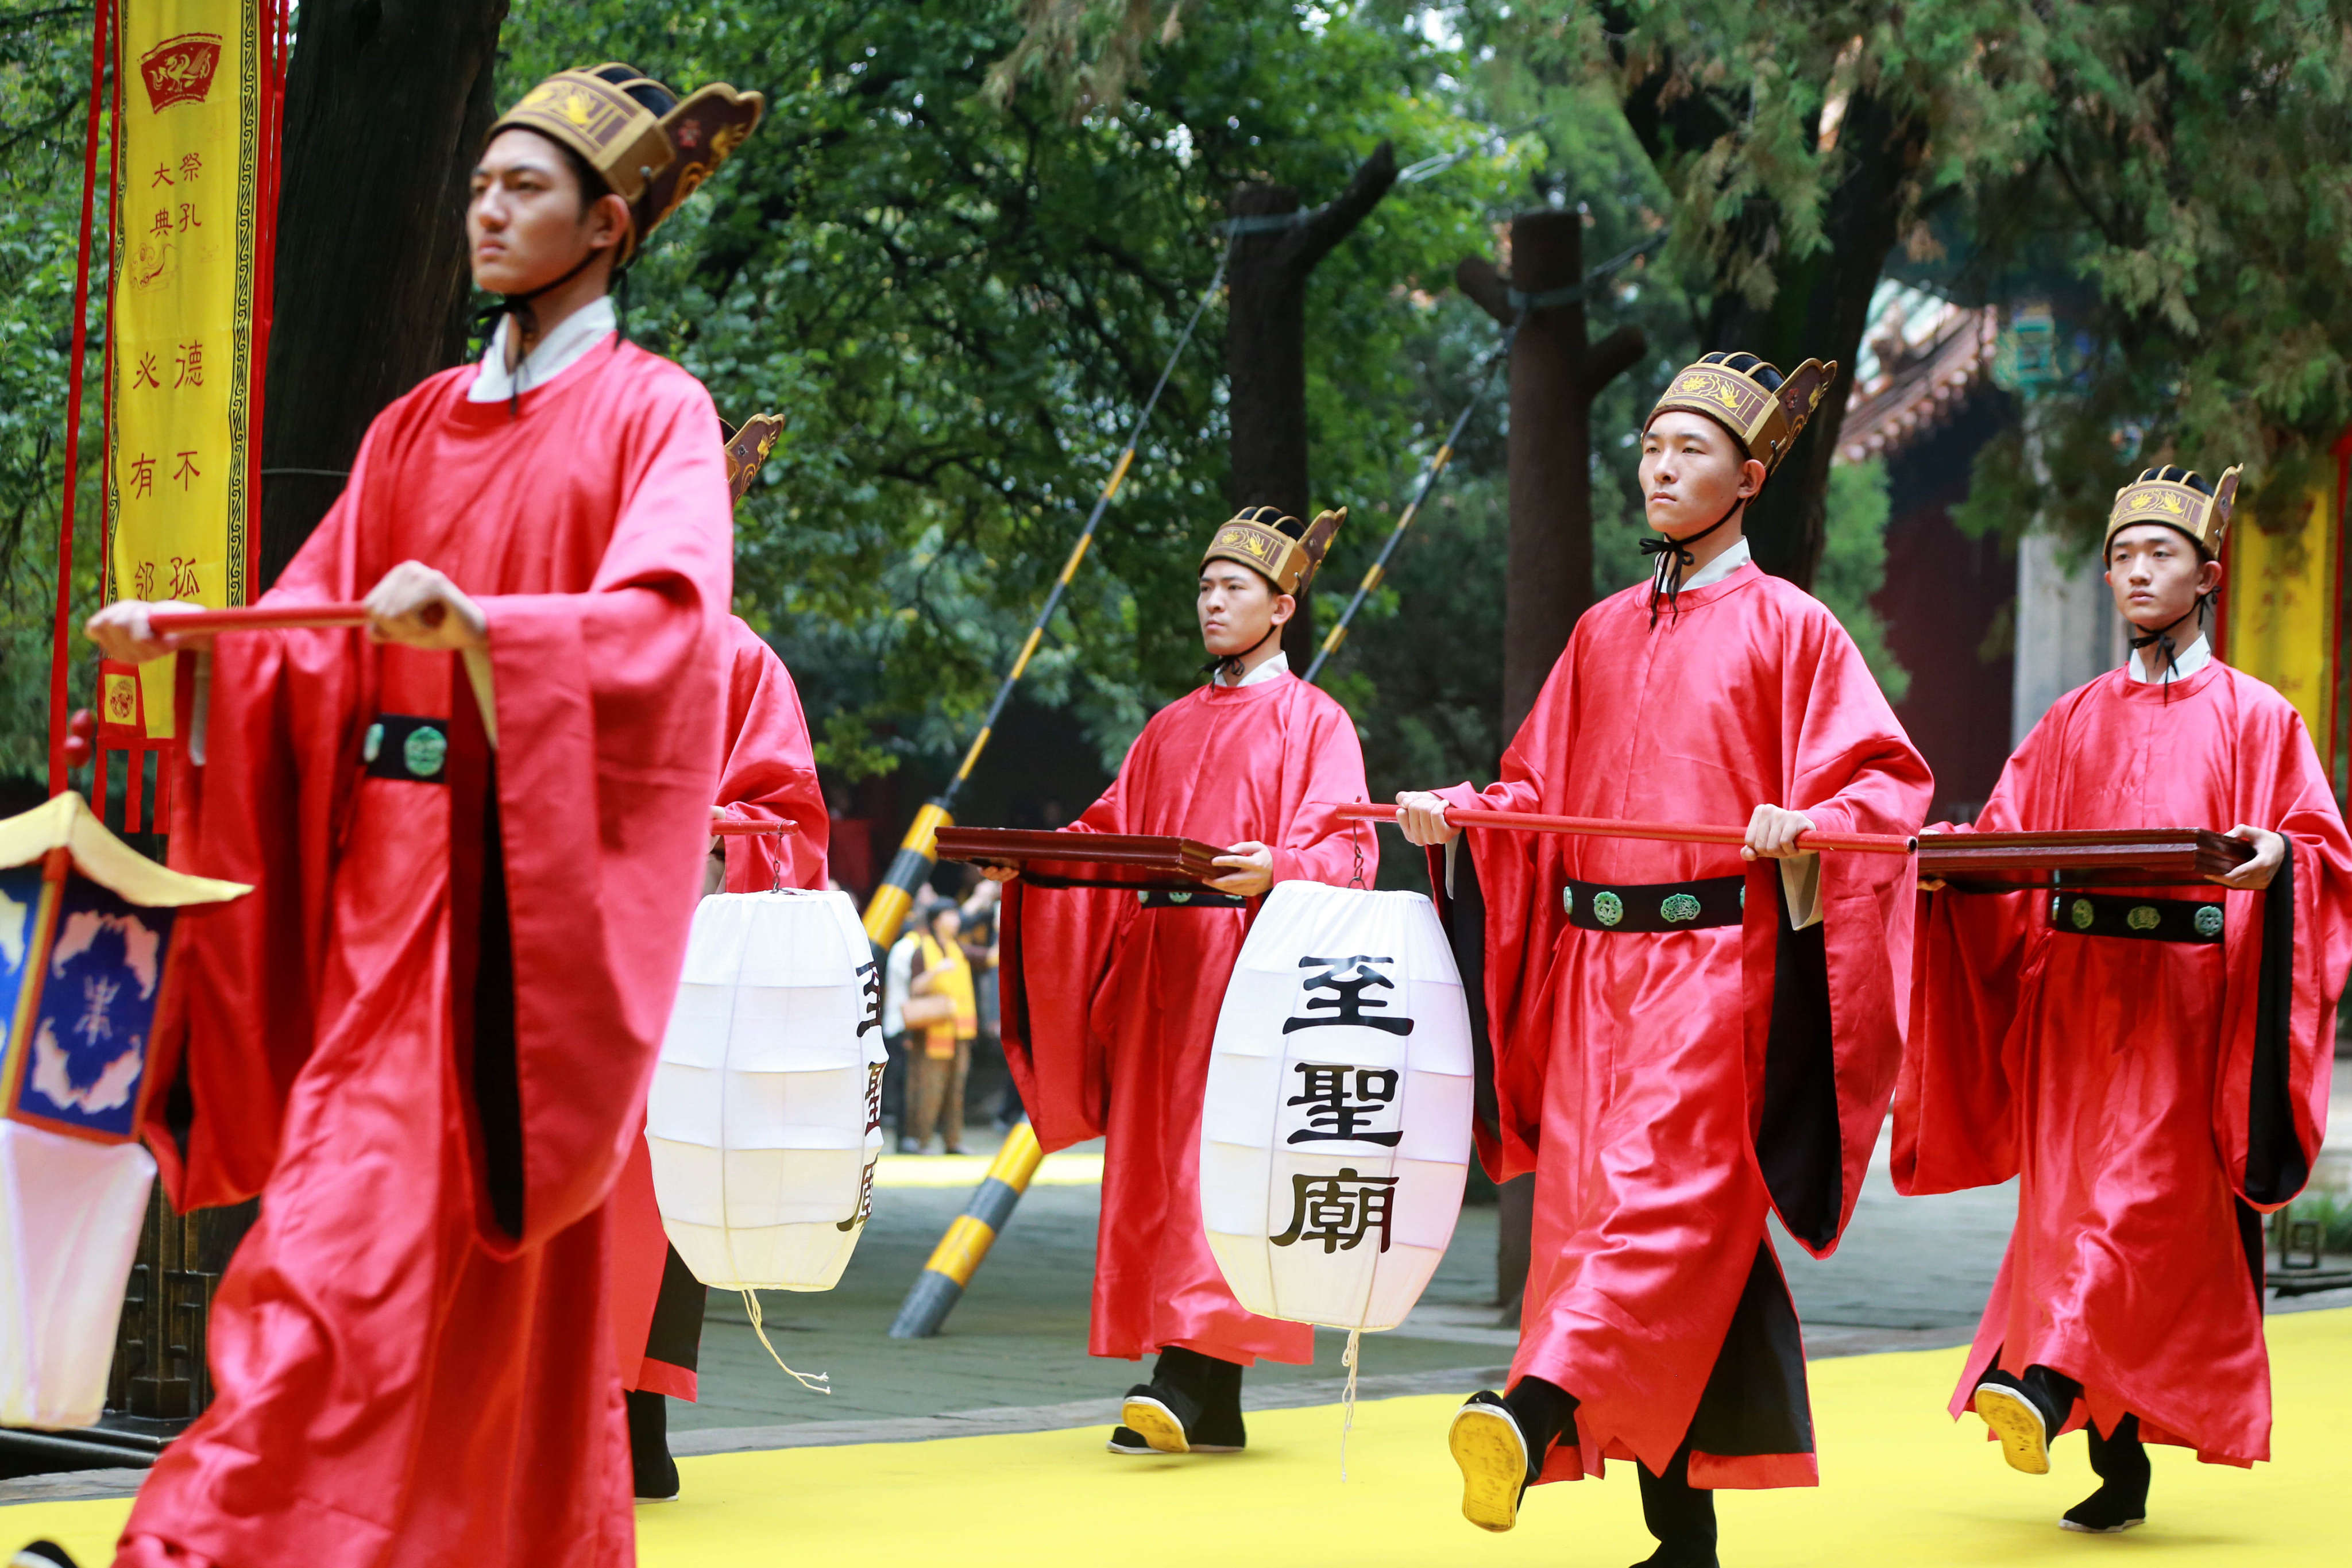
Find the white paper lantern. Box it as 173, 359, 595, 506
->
0, 1123, 155, 1428
647, 889, 885, 1292
1199, 880, 1474, 1332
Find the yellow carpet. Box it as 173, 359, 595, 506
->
9, 1310, 2345, 1565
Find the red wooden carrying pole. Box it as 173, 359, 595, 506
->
710, 820, 797, 837
148, 603, 372, 634
1334, 801, 1915, 856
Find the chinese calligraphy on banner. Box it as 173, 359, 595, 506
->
105, 3, 269, 739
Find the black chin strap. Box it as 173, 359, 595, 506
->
2128, 600, 2207, 696
469, 243, 610, 418
1640, 500, 1740, 629
1202, 620, 1281, 683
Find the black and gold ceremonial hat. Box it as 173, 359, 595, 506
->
1201, 506, 1346, 596
1645, 351, 1840, 477
2104, 464, 2241, 558
488, 64, 763, 263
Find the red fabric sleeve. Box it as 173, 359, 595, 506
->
2214, 688, 2352, 1210
1747, 601, 1936, 1256
997, 770, 1129, 1152
472, 378, 731, 1256
1262, 692, 1377, 889
145, 435, 383, 1210
714, 617, 829, 894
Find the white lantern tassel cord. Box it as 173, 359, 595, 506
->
1340, 1326, 1364, 1482
741, 1288, 832, 1395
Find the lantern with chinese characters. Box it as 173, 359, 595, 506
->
0, 793, 248, 1428
1199, 880, 1474, 1332
646, 888, 885, 1294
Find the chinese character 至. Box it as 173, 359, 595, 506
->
1285, 1062, 1403, 1146
856, 959, 881, 1036
171, 450, 200, 491
132, 352, 161, 390
1281, 953, 1414, 1036
128, 453, 156, 499
173, 339, 202, 388
1270, 1167, 1400, 1254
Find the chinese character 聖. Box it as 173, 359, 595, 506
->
1285, 1061, 1403, 1146
1270, 1167, 1400, 1254
1281, 953, 1414, 1036
856, 959, 881, 1036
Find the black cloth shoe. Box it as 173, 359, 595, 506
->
1106, 1424, 1159, 1455
1449, 1390, 1530, 1532
626, 1387, 682, 1501
2063, 1414, 2149, 1532
13, 1546, 78, 1568
1633, 1443, 1719, 1567
1972, 1366, 2064, 1476
1118, 1346, 1248, 1454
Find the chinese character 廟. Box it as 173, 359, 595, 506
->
1285, 1061, 1403, 1146
1270, 1167, 1399, 1254
1283, 953, 1414, 1036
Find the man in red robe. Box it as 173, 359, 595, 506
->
1396, 352, 1932, 1567
610, 613, 829, 1500
1895, 464, 2351, 1533
990, 505, 1372, 1456
78, 64, 760, 1568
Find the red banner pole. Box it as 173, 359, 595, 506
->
148, 603, 370, 634
1333, 801, 1916, 856
48, 0, 113, 796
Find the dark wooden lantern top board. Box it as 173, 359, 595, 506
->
1918, 828, 2254, 891
933, 828, 1230, 892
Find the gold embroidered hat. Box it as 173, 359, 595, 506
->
1645, 352, 1840, 477
2104, 464, 2242, 558
488, 63, 763, 264
1201, 506, 1346, 596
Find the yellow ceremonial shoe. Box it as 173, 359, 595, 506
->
1974, 1380, 2053, 1475
1450, 1391, 1530, 1532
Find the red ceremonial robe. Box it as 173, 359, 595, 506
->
1893, 661, 2351, 1465
1001, 671, 1373, 1365
608, 614, 829, 1399
121, 339, 731, 1568
1434, 563, 1930, 1490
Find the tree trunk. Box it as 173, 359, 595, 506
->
1703, 90, 1926, 586
256, 0, 511, 586
1457, 210, 1646, 735
1223, 144, 1398, 666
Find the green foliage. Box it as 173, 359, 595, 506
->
0, 2, 106, 783
1818, 458, 1910, 704
497, 0, 1519, 791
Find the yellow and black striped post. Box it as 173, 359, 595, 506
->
889, 1119, 1046, 1338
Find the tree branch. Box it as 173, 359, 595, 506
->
1279, 140, 1396, 276
1454, 254, 1513, 326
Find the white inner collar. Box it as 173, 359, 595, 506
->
1215, 648, 1290, 689
468, 295, 617, 403
1672, 535, 1752, 593
2127, 632, 2211, 684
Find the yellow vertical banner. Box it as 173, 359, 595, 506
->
2224, 470, 2341, 767
106, 3, 267, 739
